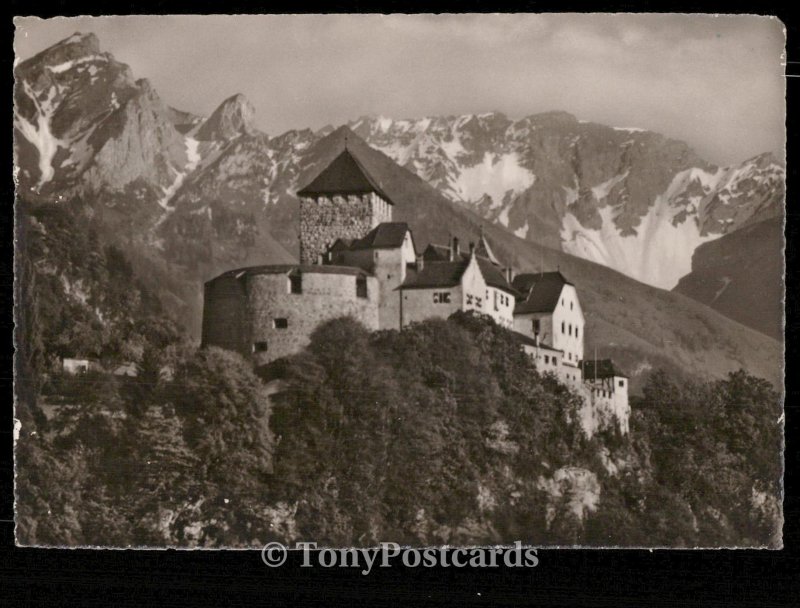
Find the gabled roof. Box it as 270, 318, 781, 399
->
400, 259, 470, 289
399, 254, 516, 294
422, 237, 502, 267
350, 222, 413, 251
581, 359, 627, 379
476, 257, 517, 295
296, 148, 393, 203
422, 243, 454, 262
513, 271, 573, 314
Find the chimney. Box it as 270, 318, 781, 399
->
453, 237, 460, 259
416, 253, 424, 272
505, 266, 514, 283
469, 241, 476, 256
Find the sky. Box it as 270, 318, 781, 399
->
14, 14, 786, 166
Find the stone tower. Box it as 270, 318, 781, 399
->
296, 147, 393, 265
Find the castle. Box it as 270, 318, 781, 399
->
202, 144, 630, 435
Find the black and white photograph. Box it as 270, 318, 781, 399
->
12, 13, 785, 550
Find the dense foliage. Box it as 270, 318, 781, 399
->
15, 312, 782, 548
14, 199, 782, 547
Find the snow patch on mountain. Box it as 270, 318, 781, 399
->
453, 152, 535, 208
592, 170, 629, 201
47, 54, 107, 74
14, 82, 63, 187
497, 206, 510, 228
713, 276, 732, 302
185, 137, 201, 171
158, 166, 187, 210
514, 220, 530, 239
561, 172, 720, 289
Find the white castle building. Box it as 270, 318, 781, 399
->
202, 144, 630, 435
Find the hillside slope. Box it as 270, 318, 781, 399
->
674, 218, 784, 341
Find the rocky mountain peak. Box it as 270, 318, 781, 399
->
526, 110, 580, 127
747, 151, 783, 169
195, 93, 256, 141
21, 32, 102, 69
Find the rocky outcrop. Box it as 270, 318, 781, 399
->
13, 32, 184, 206
82, 79, 187, 197
195, 93, 256, 141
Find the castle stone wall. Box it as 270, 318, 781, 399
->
299, 192, 392, 264
203, 268, 380, 366
247, 271, 379, 366
201, 274, 250, 357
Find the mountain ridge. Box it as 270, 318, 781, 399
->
13, 32, 783, 392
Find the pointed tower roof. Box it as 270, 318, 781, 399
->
297, 148, 394, 203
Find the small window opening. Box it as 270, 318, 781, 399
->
274, 318, 288, 329
289, 273, 302, 294
356, 276, 368, 298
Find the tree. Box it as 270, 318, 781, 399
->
169, 347, 274, 545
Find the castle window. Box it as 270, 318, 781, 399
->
433, 291, 451, 304
289, 273, 302, 294
553, 358, 558, 365
569, 324, 572, 336
356, 276, 368, 298
273, 318, 288, 329
561, 321, 565, 334
619, 379, 625, 387
532, 319, 540, 334
253, 341, 268, 353
576, 327, 579, 339
570, 301, 573, 310
544, 355, 550, 364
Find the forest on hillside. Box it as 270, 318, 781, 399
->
14, 201, 783, 548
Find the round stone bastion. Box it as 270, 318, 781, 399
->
202, 264, 380, 366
